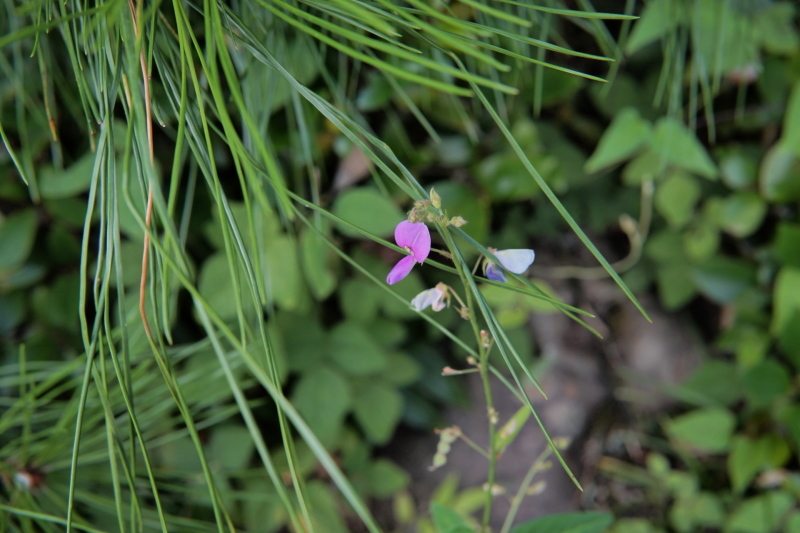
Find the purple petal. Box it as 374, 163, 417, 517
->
387, 255, 417, 285
395, 221, 431, 263
486, 262, 507, 282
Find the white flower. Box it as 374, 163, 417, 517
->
485, 249, 535, 282
411, 287, 446, 312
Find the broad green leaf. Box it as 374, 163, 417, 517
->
209, 425, 255, 471
756, 3, 800, 56
760, 144, 800, 201
430, 503, 472, 533
656, 262, 696, 310
669, 492, 724, 532
622, 150, 665, 185
431, 181, 490, 243
719, 147, 758, 189
726, 491, 794, 533
301, 228, 337, 300
720, 192, 767, 237
777, 310, 800, 368
651, 118, 717, 179
665, 407, 735, 453
743, 360, 791, 407
771, 267, 800, 335
585, 108, 652, 173
366, 459, 409, 498
691, 257, 755, 304
265, 235, 308, 312
782, 81, 800, 154
683, 220, 719, 262
37, 152, 96, 199
0, 209, 37, 272
654, 171, 700, 228
276, 313, 327, 372
380, 352, 421, 386
626, 0, 684, 55
332, 187, 404, 238
197, 253, 255, 322
329, 321, 389, 375
774, 223, 800, 267
291, 366, 351, 449
340, 279, 382, 322
307, 481, 350, 533
728, 435, 791, 493
353, 380, 403, 444
511, 511, 614, 533
693, 0, 758, 73
673, 360, 742, 406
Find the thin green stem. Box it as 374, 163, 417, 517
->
438, 223, 498, 531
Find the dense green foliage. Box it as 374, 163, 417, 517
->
1, 0, 799, 532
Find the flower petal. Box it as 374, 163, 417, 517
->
395, 221, 431, 262
486, 262, 507, 282
496, 249, 535, 274
386, 255, 417, 285
411, 287, 444, 311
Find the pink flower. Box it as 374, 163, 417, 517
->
386, 221, 431, 285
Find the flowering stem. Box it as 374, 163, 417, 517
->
438, 226, 498, 531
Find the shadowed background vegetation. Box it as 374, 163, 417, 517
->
1, 0, 799, 532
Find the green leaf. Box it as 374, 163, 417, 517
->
670, 492, 724, 532
674, 360, 742, 406
332, 187, 404, 238
209, 425, 255, 471
265, 235, 309, 312
683, 219, 719, 263
657, 262, 696, 310
511, 511, 614, 533
774, 223, 800, 268
622, 150, 665, 185
654, 171, 700, 228
626, 0, 684, 55
432, 181, 490, 243
743, 360, 791, 407
726, 491, 794, 533
353, 380, 403, 444
757, 4, 800, 57
760, 144, 800, 202
276, 313, 327, 372
719, 147, 758, 189
0, 209, 37, 272
651, 118, 718, 179
782, 81, 800, 154
430, 503, 472, 533
291, 367, 352, 449
329, 321, 389, 375
301, 228, 337, 300
771, 267, 800, 335
37, 153, 96, 199
691, 257, 755, 304
720, 192, 767, 237
665, 407, 736, 453
366, 459, 409, 498
777, 310, 800, 369
585, 108, 652, 173
197, 253, 256, 322
729, 435, 791, 493
340, 279, 382, 322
